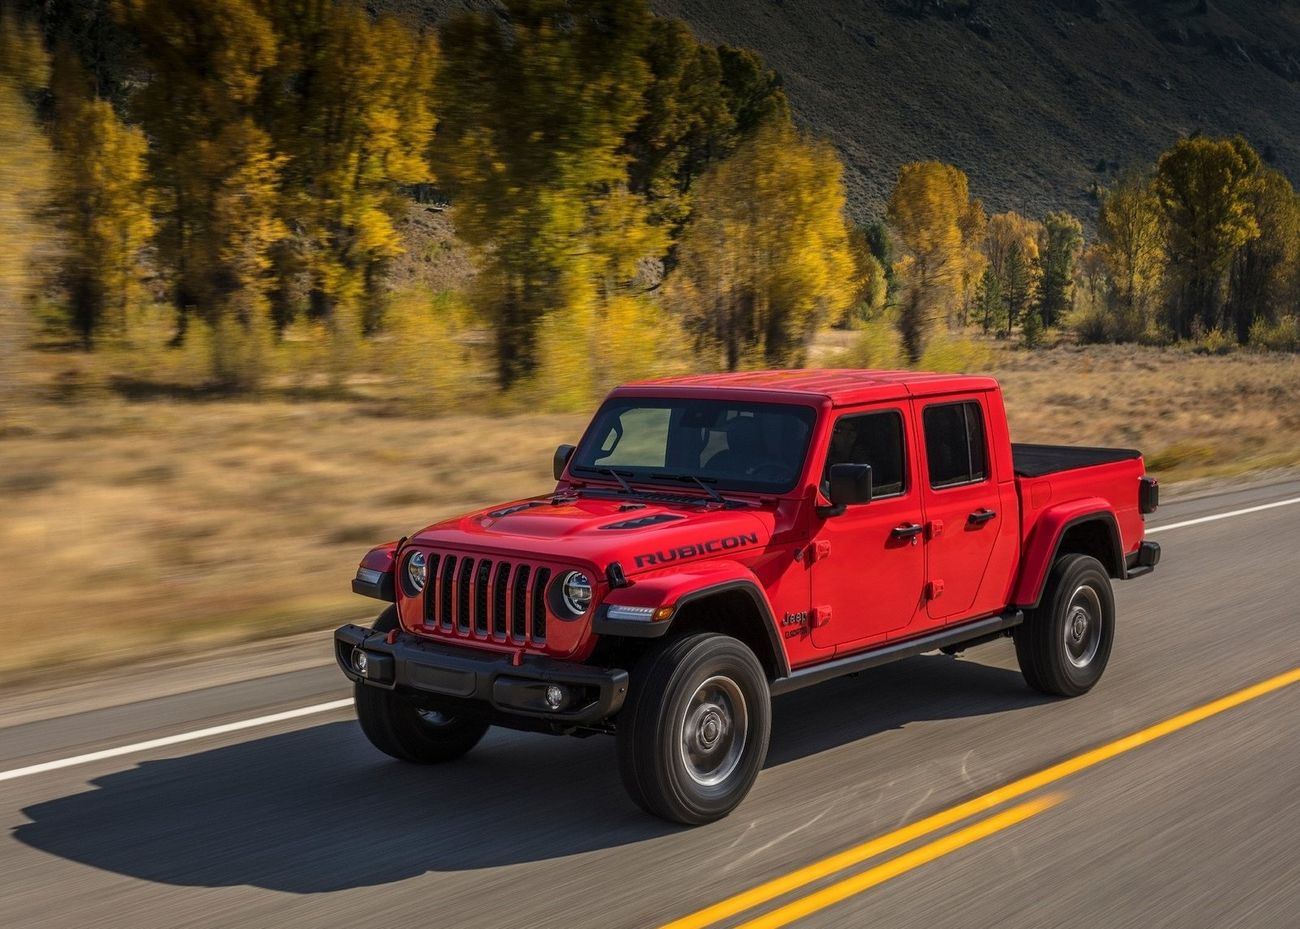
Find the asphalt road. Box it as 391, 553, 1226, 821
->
2, 479, 1299, 929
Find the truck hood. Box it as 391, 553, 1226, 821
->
407, 494, 775, 573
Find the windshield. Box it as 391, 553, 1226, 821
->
571, 397, 817, 494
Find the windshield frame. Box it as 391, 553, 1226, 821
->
568, 394, 820, 496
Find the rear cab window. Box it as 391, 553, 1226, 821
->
922, 400, 988, 489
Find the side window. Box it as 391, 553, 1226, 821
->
923, 401, 988, 489
822, 410, 906, 498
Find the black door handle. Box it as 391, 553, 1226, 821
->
968, 508, 997, 526
892, 523, 924, 540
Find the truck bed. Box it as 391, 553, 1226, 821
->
1011, 443, 1141, 478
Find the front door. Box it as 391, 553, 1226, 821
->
810, 408, 926, 650
916, 396, 1005, 624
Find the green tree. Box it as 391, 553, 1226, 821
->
1003, 240, 1035, 336
886, 161, 986, 362
974, 265, 1005, 334
435, 0, 662, 389
670, 123, 856, 369
1097, 171, 1165, 336
48, 46, 153, 347
1226, 168, 1300, 344
1152, 135, 1261, 338
1036, 211, 1083, 329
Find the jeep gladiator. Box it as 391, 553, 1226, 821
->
335, 369, 1161, 824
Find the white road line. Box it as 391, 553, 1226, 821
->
1146, 496, 1300, 534
3, 493, 1298, 786
0, 698, 354, 784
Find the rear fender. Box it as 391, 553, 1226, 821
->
593, 559, 788, 677
1013, 500, 1124, 609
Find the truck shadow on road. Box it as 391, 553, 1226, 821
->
15, 651, 1048, 893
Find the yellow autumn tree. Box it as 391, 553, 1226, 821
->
435, 0, 664, 390
115, 0, 284, 387
887, 161, 986, 362
670, 122, 856, 370
1096, 172, 1164, 337
0, 11, 52, 415
49, 47, 153, 348
263, 3, 439, 336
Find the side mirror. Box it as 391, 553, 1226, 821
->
553, 444, 576, 482
820, 463, 872, 517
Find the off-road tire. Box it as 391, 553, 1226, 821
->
354, 607, 489, 762
354, 684, 490, 763
1015, 553, 1115, 697
617, 633, 771, 825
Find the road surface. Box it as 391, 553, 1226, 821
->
2, 479, 1298, 928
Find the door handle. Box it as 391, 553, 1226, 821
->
967, 508, 997, 526
892, 523, 924, 541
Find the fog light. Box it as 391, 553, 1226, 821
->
353, 649, 369, 676
544, 684, 566, 710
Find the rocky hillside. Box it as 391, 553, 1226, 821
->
404, 0, 1300, 224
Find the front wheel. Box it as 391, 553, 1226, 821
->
1014, 553, 1115, 697
617, 634, 771, 825
354, 683, 490, 763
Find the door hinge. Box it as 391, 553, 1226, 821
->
808, 539, 831, 563
928, 519, 944, 539
812, 605, 832, 628
926, 579, 945, 600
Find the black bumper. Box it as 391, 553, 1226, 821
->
1125, 540, 1161, 578
334, 624, 629, 727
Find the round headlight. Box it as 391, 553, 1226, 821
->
404, 550, 428, 595
560, 571, 592, 615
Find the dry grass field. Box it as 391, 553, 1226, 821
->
2, 341, 1298, 680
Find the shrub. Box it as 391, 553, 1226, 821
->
918, 331, 997, 372
1249, 315, 1300, 352
1195, 328, 1234, 356
830, 320, 904, 369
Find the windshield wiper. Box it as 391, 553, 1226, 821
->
661, 472, 725, 503
570, 465, 643, 497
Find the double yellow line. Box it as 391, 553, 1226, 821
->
660, 666, 1300, 929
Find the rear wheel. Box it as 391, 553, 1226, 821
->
617, 633, 771, 825
1015, 554, 1115, 697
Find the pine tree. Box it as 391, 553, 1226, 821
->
1036, 211, 1083, 329
1003, 241, 1034, 336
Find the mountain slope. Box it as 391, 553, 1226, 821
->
400, 0, 1300, 223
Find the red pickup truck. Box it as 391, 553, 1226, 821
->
336, 370, 1160, 823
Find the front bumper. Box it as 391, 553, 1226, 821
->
334, 624, 629, 727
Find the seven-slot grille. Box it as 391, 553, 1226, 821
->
419, 552, 550, 644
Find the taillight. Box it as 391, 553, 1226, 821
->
1139, 476, 1159, 515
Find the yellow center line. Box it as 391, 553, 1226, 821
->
659, 666, 1300, 929
735, 794, 1065, 929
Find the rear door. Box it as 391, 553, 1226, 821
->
916, 396, 1005, 625
810, 407, 926, 650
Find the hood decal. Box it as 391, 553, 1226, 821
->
634, 531, 760, 569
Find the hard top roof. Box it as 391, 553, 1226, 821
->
615, 369, 999, 405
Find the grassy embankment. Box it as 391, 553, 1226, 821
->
2, 341, 1298, 680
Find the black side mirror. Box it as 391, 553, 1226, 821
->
553, 444, 576, 481
819, 463, 872, 517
